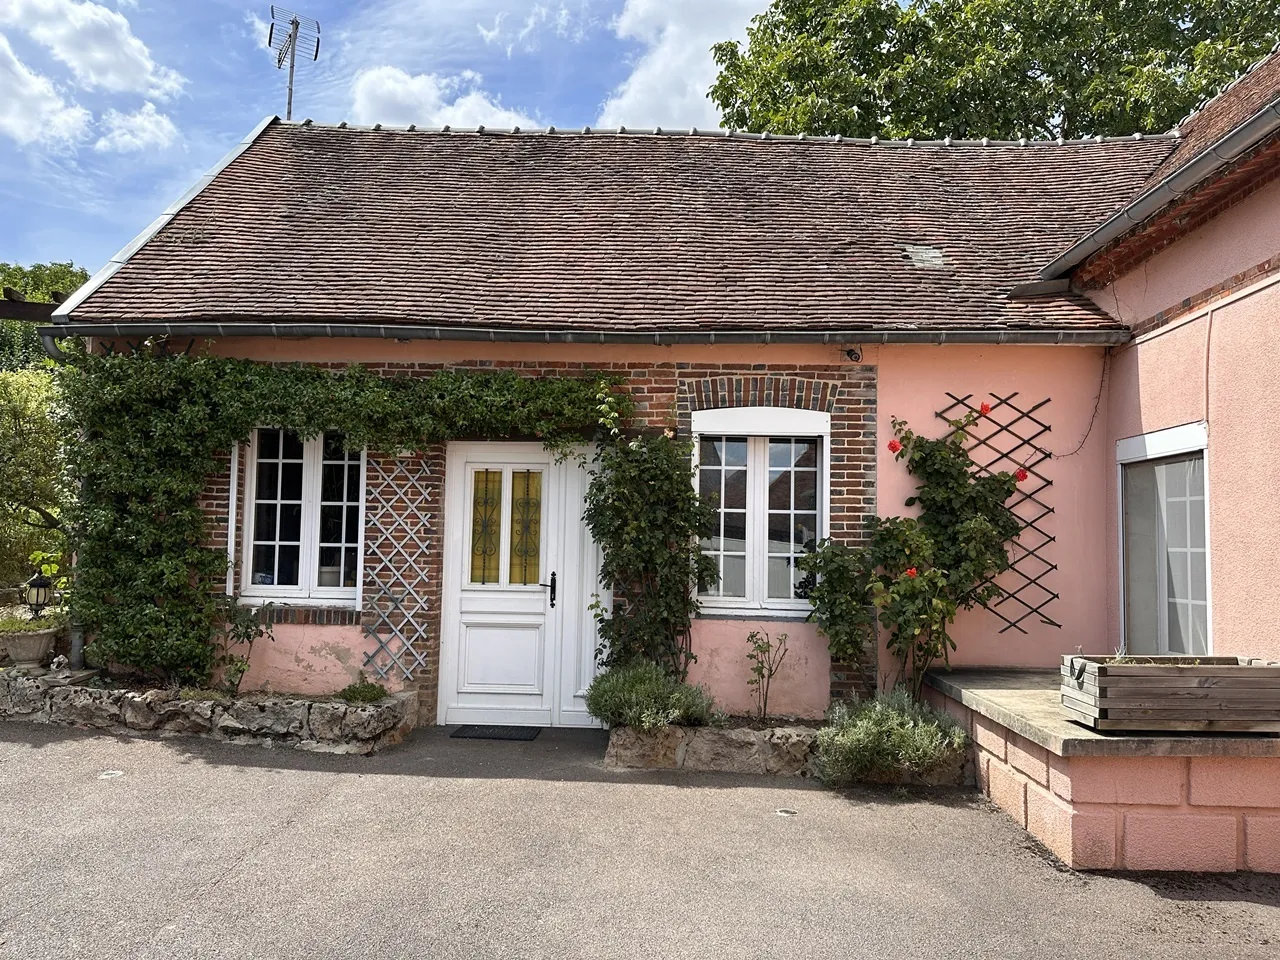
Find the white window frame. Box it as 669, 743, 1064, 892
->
1116, 421, 1211, 654
239, 429, 367, 607
692, 407, 832, 617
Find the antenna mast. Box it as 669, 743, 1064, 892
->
267, 6, 321, 121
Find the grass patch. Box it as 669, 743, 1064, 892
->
815, 689, 967, 786
178, 687, 232, 703
336, 674, 388, 704
584, 661, 715, 732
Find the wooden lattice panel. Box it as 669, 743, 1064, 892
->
361, 452, 436, 681
936, 392, 1061, 634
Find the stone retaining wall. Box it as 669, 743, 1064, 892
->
605, 725, 820, 776
0, 673, 418, 755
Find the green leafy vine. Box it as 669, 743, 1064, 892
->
57, 343, 630, 685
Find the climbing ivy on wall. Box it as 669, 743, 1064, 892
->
56, 344, 628, 685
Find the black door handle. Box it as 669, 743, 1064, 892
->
539, 571, 557, 608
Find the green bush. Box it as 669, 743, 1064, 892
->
815, 689, 967, 786
336, 674, 388, 704
584, 661, 715, 731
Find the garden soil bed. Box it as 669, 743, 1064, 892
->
0, 670, 418, 754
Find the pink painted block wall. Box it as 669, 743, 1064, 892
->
687, 620, 830, 719
238, 624, 402, 696
873, 344, 1112, 668
1099, 181, 1280, 661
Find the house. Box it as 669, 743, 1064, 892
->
44, 52, 1280, 741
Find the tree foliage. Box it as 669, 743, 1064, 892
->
0, 369, 66, 585
57, 345, 627, 685
584, 432, 719, 680
710, 0, 1280, 140
0, 262, 88, 371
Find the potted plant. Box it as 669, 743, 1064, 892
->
2, 563, 67, 675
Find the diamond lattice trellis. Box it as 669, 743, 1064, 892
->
361, 453, 434, 681
936, 392, 1061, 635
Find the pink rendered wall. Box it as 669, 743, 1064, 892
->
686, 621, 829, 719
875, 345, 1112, 668
1089, 175, 1280, 325
1105, 283, 1280, 661
237, 624, 401, 696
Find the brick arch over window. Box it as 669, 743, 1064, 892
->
681, 375, 841, 415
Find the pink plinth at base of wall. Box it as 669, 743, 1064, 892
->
926, 680, 1280, 873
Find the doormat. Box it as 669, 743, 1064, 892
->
450, 725, 541, 741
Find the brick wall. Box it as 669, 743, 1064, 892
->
203, 357, 879, 710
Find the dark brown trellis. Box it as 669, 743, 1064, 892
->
936, 392, 1061, 634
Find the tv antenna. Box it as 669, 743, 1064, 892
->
267, 6, 320, 121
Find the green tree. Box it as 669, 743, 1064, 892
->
0, 369, 66, 585
710, 0, 1280, 140
0, 261, 88, 371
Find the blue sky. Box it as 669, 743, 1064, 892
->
1, 0, 762, 272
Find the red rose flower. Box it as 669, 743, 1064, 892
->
887, 439, 902, 453
979, 402, 991, 416
905, 567, 918, 578
1015, 468, 1029, 482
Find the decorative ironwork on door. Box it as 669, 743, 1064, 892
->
936, 392, 1061, 634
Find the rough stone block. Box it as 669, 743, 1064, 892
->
1189, 757, 1280, 808
307, 701, 348, 741
683, 727, 766, 774
228, 698, 308, 737
340, 700, 403, 741
603, 726, 688, 769
1122, 813, 1238, 872
1070, 757, 1186, 806
0, 674, 12, 715
972, 715, 1007, 762
986, 758, 1027, 827
1243, 816, 1280, 873
49, 687, 122, 728
156, 698, 219, 735
1006, 733, 1048, 786
121, 689, 176, 731
7, 677, 49, 719
763, 726, 817, 776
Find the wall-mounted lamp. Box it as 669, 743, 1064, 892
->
845, 347, 863, 363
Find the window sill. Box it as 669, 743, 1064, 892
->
253, 603, 363, 627
696, 608, 813, 622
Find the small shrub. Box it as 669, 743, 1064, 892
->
815, 689, 967, 786
336, 673, 387, 704
584, 660, 715, 732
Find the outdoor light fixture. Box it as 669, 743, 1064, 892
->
845, 347, 863, 363
24, 572, 52, 618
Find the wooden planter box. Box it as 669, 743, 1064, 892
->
1061, 655, 1280, 733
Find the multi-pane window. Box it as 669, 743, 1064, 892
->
244, 429, 364, 601
467, 466, 545, 588
698, 434, 824, 610
1123, 452, 1208, 655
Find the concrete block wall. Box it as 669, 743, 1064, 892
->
924, 686, 1280, 873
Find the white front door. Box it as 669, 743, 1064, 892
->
438, 442, 601, 727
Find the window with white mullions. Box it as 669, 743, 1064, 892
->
767, 438, 820, 600
242, 428, 365, 603
696, 425, 826, 613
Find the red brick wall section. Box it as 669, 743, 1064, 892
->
199, 359, 879, 712
1128, 250, 1280, 338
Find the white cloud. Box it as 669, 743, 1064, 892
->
93, 100, 177, 152
244, 10, 272, 53
351, 66, 535, 128
0, 0, 185, 99
0, 33, 91, 146
476, 3, 595, 55
597, 0, 760, 128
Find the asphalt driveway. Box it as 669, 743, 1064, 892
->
1, 724, 1277, 960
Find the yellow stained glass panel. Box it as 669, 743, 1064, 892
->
470, 470, 502, 584
508, 470, 542, 585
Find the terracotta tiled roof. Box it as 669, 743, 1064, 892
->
65, 121, 1178, 334
1144, 48, 1280, 189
